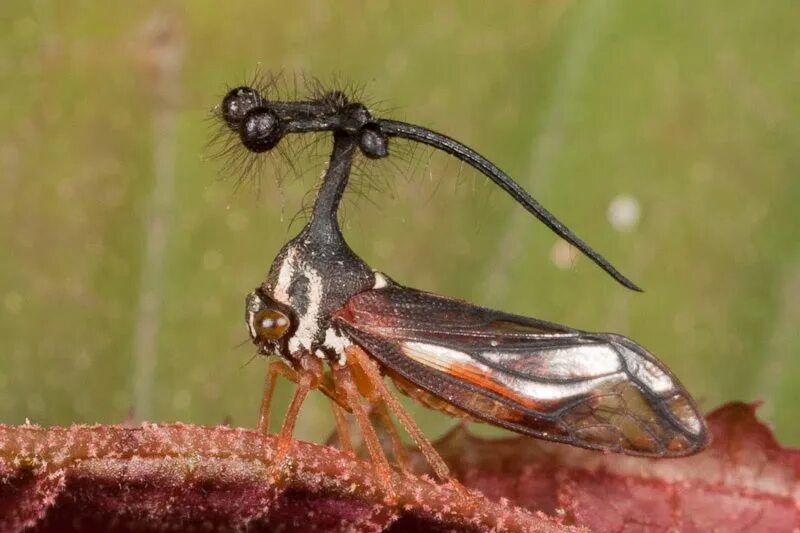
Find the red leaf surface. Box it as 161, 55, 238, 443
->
0, 423, 573, 532
436, 402, 800, 531
0, 402, 796, 532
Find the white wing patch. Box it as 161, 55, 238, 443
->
617, 343, 676, 394
481, 344, 622, 380
401, 341, 626, 402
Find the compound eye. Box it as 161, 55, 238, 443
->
254, 309, 291, 342
240, 107, 283, 152
221, 86, 263, 130
359, 125, 388, 159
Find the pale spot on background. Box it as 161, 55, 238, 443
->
550, 239, 578, 270
607, 193, 641, 232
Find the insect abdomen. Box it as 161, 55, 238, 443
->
388, 370, 479, 422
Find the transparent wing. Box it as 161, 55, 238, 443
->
333, 282, 709, 457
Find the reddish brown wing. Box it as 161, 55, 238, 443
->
332, 282, 709, 457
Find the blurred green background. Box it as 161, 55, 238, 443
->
1, 1, 798, 446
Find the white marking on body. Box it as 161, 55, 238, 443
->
270, 245, 326, 354
323, 327, 352, 355
291, 266, 324, 352
245, 292, 262, 339
401, 341, 625, 402
272, 247, 297, 304
373, 271, 389, 289
288, 337, 301, 353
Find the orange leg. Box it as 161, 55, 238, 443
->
368, 396, 411, 473
332, 363, 395, 497
272, 370, 314, 465
259, 355, 344, 435
326, 400, 408, 472
346, 345, 452, 482
262, 354, 325, 468
329, 399, 354, 454
258, 359, 298, 434
345, 354, 410, 471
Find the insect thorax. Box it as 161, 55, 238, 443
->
256, 224, 374, 364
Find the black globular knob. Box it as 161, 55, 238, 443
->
240, 107, 283, 153
344, 103, 371, 131
359, 125, 388, 159
221, 86, 263, 130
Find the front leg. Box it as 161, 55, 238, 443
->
270, 354, 325, 466
258, 359, 298, 434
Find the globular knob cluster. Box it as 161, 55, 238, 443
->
221, 87, 282, 153
358, 124, 388, 159
220, 86, 389, 159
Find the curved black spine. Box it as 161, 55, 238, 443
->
378, 119, 642, 292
